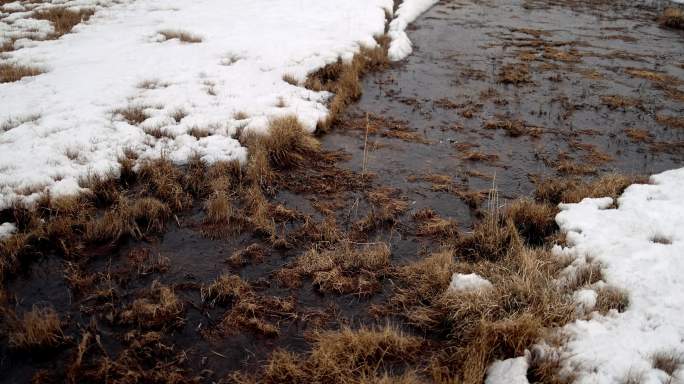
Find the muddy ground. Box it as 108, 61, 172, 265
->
1, 0, 683, 382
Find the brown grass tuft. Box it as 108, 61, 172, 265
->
119, 281, 185, 329
282, 73, 299, 86
498, 63, 532, 85
651, 350, 684, 376
659, 7, 684, 29
7, 305, 66, 350
307, 37, 389, 131
506, 199, 558, 246
534, 174, 637, 205
262, 116, 320, 168
0, 63, 43, 83
278, 242, 390, 296
256, 325, 422, 383
115, 105, 149, 126
34, 7, 95, 38
201, 273, 251, 306
594, 285, 629, 314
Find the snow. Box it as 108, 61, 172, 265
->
485, 353, 530, 384
0, 222, 16, 240
447, 273, 493, 293
549, 167, 684, 384
388, 0, 439, 61
0, 0, 435, 209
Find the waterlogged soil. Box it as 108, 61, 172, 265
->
2, 0, 683, 382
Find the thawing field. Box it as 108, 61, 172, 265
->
1, 0, 684, 383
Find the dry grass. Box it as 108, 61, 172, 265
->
282, 73, 299, 86
158, 29, 202, 43
386, 243, 575, 382
656, 114, 684, 130
261, 116, 320, 168
201, 273, 251, 306
6, 305, 66, 350
534, 174, 638, 205
506, 199, 557, 246
601, 95, 641, 110
354, 187, 409, 233
277, 242, 390, 296
483, 118, 529, 137
659, 7, 684, 29
227, 243, 267, 267
651, 350, 684, 376
115, 105, 149, 125
498, 63, 532, 85
0, 63, 43, 83
306, 37, 389, 131
119, 281, 184, 329
34, 7, 95, 38
594, 285, 629, 314
624, 128, 653, 142
413, 208, 459, 238
247, 325, 422, 383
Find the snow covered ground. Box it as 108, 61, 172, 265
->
0, 0, 435, 209
551, 168, 684, 384
486, 168, 684, 384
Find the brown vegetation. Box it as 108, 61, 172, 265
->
0, 63, 43, 83
6, 305, 66, 350
277, 242, 390, 296
498, 63, 532, 84
306, 36, 390, 131
238, 325, 422, 383
659, 7, 684, 29
34, 7, 95, 38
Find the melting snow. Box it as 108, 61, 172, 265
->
447, 273, 493, 293
0, 0, 432, 209
548, 167, 684, 383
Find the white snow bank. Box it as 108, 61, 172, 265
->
388, 0, 439, 61
447, 273, 493, 293
550, 167, 684, 384
2, 0, 423, 209
0, 222, 16, 240
485, 353, 530, 384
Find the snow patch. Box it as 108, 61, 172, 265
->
485, 353, 530, 384
447, 273, 493, 293
387, 0, 439, 61
1, 0, 434, 209
551, 167, 684, 384
0, 222, 17, 240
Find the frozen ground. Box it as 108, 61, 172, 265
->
0, 0, 434, 209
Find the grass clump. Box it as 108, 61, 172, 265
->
119, 281, 185, 329
534, 174, 638, 205
277, 242, 390, 296
306, 37, 389, 131
506, 199, 557, 246
201, 273, 251, 307
0, 63, 43, 83
6, 305, 66, 350
33, 7, 95, 38
659, 7, 684, 29
250, 325, 422, 383
261, 116, 320, 168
